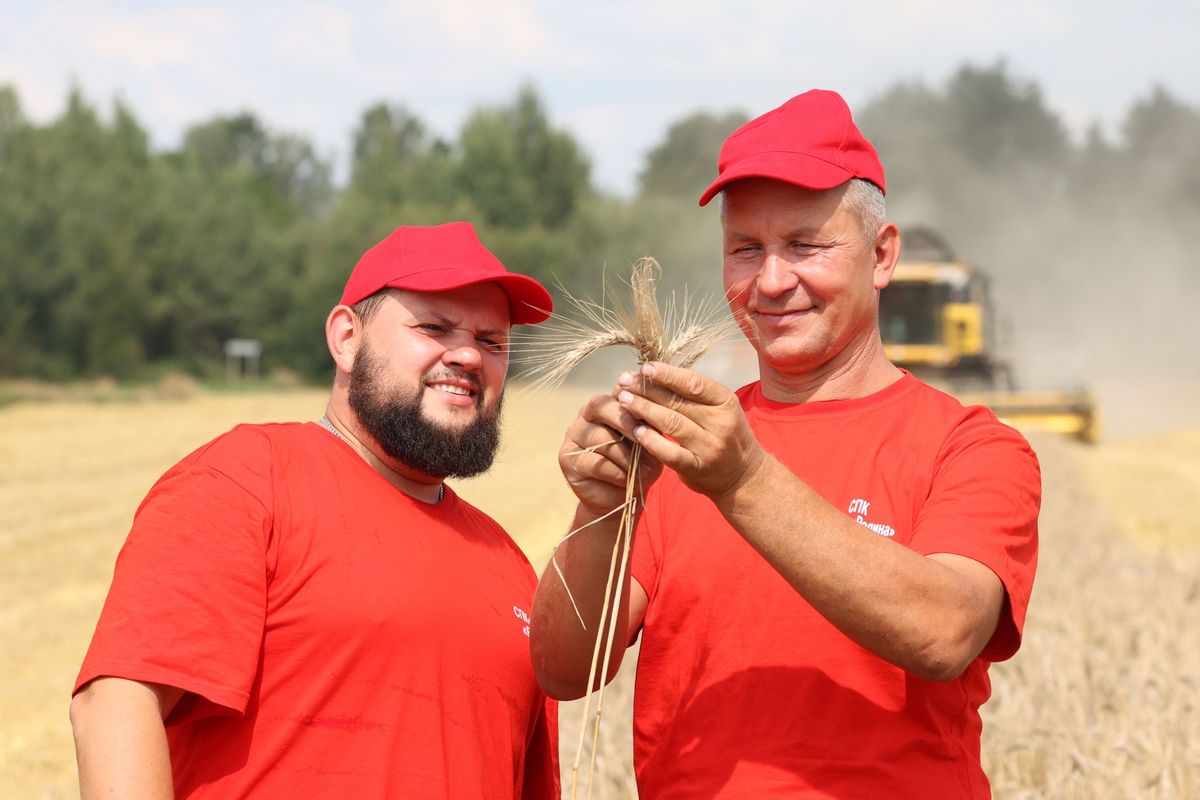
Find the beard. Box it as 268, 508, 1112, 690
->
347, 340, 503, 479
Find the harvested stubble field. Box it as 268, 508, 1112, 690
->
1, 385, 1197, 798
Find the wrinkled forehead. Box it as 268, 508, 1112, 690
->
721, 178, 848, 213
720, 179, 850, 235
391, 285, 512, 332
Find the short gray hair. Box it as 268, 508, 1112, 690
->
718, 177, 886, 244
841, 178, 886, 245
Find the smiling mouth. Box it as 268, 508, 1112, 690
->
429, 382, 474, 397
754, 308, 814, 321
424, 375, 485, 411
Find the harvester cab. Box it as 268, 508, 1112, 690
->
879, 227, 1100, 443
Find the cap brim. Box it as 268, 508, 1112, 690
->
698, 153, 854, 206
488, 273, 554, 325
380, 270, 553, 325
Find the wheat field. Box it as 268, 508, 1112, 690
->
1, 385, 1197, 798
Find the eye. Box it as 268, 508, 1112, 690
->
477, 337, 508, 354
417, 323, 450, 334
790, 240, 823, 252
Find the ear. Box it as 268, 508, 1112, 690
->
326, 305, 361, 376
872, 222, 901, 290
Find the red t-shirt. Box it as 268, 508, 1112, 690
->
629, 373, 1040, 799
75, 422, 558, 799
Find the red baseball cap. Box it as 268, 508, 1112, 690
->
698, 89, 885, 206
339, 222, 553, 325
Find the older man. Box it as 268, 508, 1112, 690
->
531, 90, 1040, 797
71, 222, 559, 799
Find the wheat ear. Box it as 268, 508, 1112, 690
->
516, 258, 741, 799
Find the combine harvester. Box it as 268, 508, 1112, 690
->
880, 227, 1100, 443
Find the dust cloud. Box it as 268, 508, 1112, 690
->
887, 197, 1200, 440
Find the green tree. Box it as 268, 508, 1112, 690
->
1121, 85, 1200, 159
943, 63, 1069, 171
857, 64, 1075, 252
183, 112, 332, 220
349, 103, 456, 208
1, 89, 160, 378
1119, 85, 1200, 208
457, 85, 590, 230
74, 100, 157, 377
637, 110, 748, 200
0, 86, 34, 376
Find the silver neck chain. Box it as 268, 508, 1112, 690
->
318, 415, 343, 440
318, 416, 444, 503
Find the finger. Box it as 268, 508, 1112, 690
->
637, 362, 730, 406
581, 392, 644, 441
564, 437, 623, 457
616, 386, 699, 447
563, 409, 639, 467
628, 420, 695, 476
617, 370, 704, 420
635, 451, 664, 486
563, 419, 635, 468
586, 433, 636, 472
564, 449, 632, 488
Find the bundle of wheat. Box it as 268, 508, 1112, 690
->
515, 257, 740, 799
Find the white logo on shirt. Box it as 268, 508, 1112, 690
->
512, 605, 531, 637
848, 498, 896, 538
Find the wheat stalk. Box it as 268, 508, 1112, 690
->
515, 257, 741, 798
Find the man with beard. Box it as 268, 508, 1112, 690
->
70, 222, 559, 799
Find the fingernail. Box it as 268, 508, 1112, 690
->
633, 425, 646, 440
618, 371, 637, 387
642, 363, 657, 378
618, 390, 633, 404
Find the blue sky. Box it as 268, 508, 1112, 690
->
2, 0, 1196, 194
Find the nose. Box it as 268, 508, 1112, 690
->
442, 339, 484, 372
756, 252, 800, 298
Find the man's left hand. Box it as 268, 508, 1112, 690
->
617, 362, 765, 500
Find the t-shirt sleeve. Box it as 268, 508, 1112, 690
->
73, 430, 275, 715
630, 514, 657, 600
910, 415, 1041, 663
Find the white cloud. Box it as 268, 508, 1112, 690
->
267, 5, 356, 66
431, 0, 550, 59
49, 4, 231, 72
81, 20, 198, 71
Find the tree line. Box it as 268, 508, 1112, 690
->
1, 64, 1197, 383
